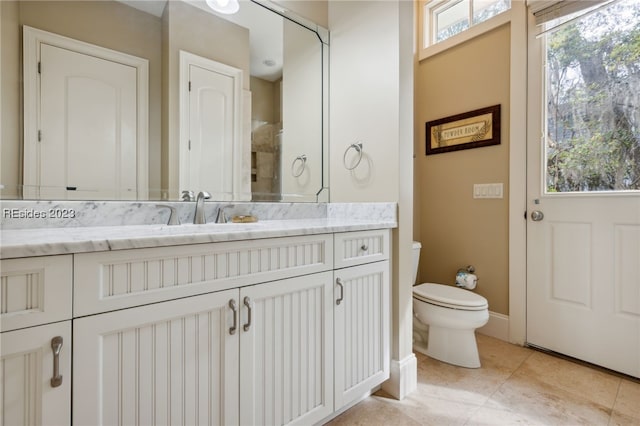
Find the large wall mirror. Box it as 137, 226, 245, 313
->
0, 0, 328, 202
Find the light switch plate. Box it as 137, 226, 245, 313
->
473, 183, 503, 199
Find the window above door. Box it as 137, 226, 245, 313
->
419, 0, 511, 60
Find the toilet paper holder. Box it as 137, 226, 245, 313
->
459, 265, 475, 274
455, 265, 478, 289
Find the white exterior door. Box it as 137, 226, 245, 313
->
239, 272, 334, 426
0, 322, 72, 426
526, 2, 640, 378
38, 44, 137, 200
72, 290, 240, 426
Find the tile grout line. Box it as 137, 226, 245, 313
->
607, 378, 623, 426
470, 348, 537, 422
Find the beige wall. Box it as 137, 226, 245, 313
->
161, 0, 250, 198
274, 0, 328, 29
250, 76, 277, 125
1, 1, 21, 199
415, 24, 511, 315
1, 0, 163, 198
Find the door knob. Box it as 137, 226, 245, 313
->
531, 210, 544, 221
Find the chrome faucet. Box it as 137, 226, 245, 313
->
215, 204, 234, 224
194, 191, 211, 224
155, 204, 180, 225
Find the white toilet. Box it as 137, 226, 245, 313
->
411, 241, 489, 368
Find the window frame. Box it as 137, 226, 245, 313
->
419, 0, 512, 61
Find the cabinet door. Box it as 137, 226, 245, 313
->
334, 261, 390, 410
240, 271, 334, 426
0, 321, 71, 426
73, 289, 239, 426
0, 255, 72, 332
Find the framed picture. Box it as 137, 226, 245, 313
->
425, 105, 500, 155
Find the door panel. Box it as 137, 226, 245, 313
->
239, 272, 334, 426
73, 290, 239, 426
334, 261, 390, 409
0, 322, 71, 426
548, 221, 591, 306
40, 44, 138, 200
616, 225, 640, 317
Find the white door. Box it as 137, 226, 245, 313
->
180, 51, 243, 201
239, 272, 334, 426
72, 290, 240, 426
526, 1, 640, 378
0, 322, 72, 426
334, 261, 390, 410
38, 44, 138, 200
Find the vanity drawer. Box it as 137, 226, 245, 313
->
74, 234, 333, 316
334, 229, 390, 269
0, 255, 73, 332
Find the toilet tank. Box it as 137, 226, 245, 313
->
412, 241, 422, 285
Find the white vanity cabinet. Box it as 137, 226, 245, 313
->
0, 227, 392, 426
0, 256, 73, 426
333, 230, 390, 410
71, 235, 335, 426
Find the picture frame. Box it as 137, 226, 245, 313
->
425, 105, 501, 155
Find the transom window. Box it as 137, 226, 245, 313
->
423, 0, 511, 47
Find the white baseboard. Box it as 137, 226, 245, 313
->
477, 311, 509, 341
381, 353, 417, 400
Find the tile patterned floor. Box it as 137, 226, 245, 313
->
327, 334, 640, 425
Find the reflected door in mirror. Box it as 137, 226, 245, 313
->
23, 26, 149, 200
179, 51, 245, 201
34, 45, 137, 200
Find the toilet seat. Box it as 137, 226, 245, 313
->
413, 283, 488, 311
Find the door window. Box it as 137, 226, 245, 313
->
543, 0, 640, 193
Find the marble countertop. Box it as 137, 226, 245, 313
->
0, 218, 397, 259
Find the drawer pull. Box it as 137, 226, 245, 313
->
336, 278, 344, 305
360, 244, 368, 251
50, 336, 63, 388
229, 299, 238, 335
243, 297, 252, 332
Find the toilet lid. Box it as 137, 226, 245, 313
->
413, 283, 488, 311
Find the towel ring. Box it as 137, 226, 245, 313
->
291, 154, 307, 177
343, 142, 363, 170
